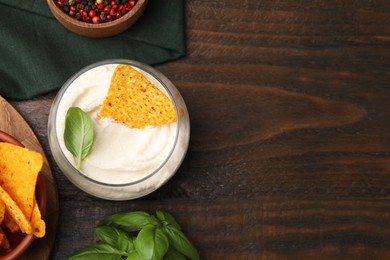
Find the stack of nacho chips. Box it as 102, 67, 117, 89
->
98, 64, 179, 129
0, 142, 46, 251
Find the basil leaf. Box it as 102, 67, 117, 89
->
135, 224, 169, 260
129, 237, 139, 259
68, 242, 126, 260
64, 107, 95, 169
126, 251, 143, 260
98, 211, 159, 232
163, 246, 187, 260
156, 210, 181, 230
162, 225, 199, 260
94, 225, 135, 253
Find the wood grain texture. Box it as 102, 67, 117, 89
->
0, 96, 59, 260
8, 0, 390, 259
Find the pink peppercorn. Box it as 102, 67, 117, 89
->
92, 16, 101, 23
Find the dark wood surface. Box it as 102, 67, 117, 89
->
10, 0, 390, 259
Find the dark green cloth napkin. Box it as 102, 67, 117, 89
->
0, 0, 185, 100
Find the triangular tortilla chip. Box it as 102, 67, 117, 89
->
0, 142, 43, 220
0, 200, 4, 223
0, 186, 32, 234
98, 64, 177, 128
3, 212, 19, 233
30, 198, 45, 238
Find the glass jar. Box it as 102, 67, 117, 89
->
48, 59, 190, 200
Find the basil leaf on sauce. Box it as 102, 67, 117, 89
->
64, 107, 95, 169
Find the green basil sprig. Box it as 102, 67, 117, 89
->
64, 107, 95, 169
68, 211, 200, 260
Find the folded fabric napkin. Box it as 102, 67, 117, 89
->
0, 0, 185, 100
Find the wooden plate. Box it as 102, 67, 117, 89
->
0, 96, 58, 259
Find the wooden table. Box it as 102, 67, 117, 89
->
9, 0, 390, 259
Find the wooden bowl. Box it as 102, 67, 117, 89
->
47, 0, 148, 38
0, 131, 47, 259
